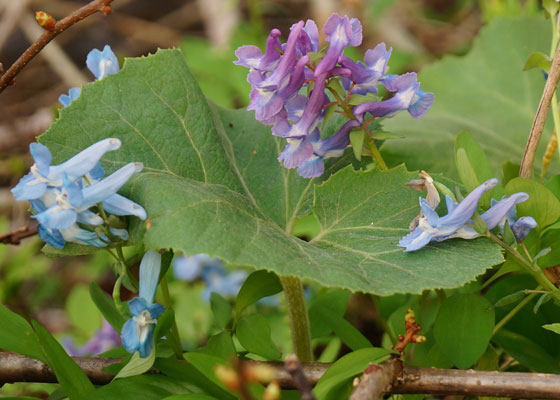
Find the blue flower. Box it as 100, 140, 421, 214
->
64, 320, 121, 356
11, 139, 121, 201
234, 29, 282, 71
173, 254, 247, 300
59, 45, 119, 107
354, 73, 434, 120
399, 179, 498, 252
512, 216, 537, 242
121, 250, 166, 358
314, 14, 362, 77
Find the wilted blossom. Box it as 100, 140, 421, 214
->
121, 250, 166, 358
11, 139, 146, 248
235, 13, 433, 178
399, 178, 537, 252
174, 254, 247, 300
59, 45, 120, 107
64, 320, 121, 356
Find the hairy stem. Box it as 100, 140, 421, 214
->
281, 276, 313, 362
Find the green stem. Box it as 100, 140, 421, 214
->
280, 276, 313, 362
365, 135, 388, 170
486, 233, 560, 300
492, 289, 539, 336
160, 276, 184, 359
112, 274, 127, 316
550, 16, 560, 161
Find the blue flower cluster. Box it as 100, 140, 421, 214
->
59, 45, 120, 107
173, 254, 247, 300
122, 250, 165, 358
235, 13, 434, 178
11, 139, 147, 248
399, 178, 537, 252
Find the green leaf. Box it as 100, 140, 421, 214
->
313, 347, 392, 400
155, 357, 235, 400
493, 329, 560, 373
114, 350, 156, 379
493, 290, 526, 307
82, 374, 200, 400
310, 306, 371, 350
89, 282, 126, 331
210, 293, 232, 331
505, 177, 560, 231
349, 130, 364, 161
33, 321, 95, 399
523, 51, 552, 72
0, 304, 46, 363
433, 294, 495, 369
383, 16, 554, 177
40, 49, 503, 295
235, 270, 282, 317
236, 314, 282, 360
163, 395, 219, 400
543, 323, 560, 334
66, 284, 102, 338
206, 331, 237, 360
454, 131, 497, 208
309, 290, 350, 338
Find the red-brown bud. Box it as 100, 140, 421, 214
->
35, 11, 56, 31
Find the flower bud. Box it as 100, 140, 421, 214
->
35, 11, 56, 31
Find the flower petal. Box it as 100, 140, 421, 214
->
121, 318, 140, 354
81, 163, 143, 209
103, 194, 147, 220
139, 250, 161, 303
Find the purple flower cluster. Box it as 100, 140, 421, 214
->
235, 13, 434, 178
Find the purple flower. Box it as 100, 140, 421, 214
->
64, 320, 121, 357
234, 29, 282, 71
512, 216, 537, 242
297, 119, 360, 178
340, 43, 392, 95
354, 73, 434, 120
314, 14, 362, 77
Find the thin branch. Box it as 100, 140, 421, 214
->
520, 40, 560, 178
0, 0, 113, 94
0, 225, 38, 245
350, 358, 402, 400
284, 354, 316, 400
3, 353, 560, 398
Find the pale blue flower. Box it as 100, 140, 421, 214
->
59, 45, 119, 107
399, 179, 498, 252
512, 216, 537, 242
121, 250, 166, 358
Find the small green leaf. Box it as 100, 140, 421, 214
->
434, 294, 495, 369
33, 321, 95, 399
163, 395, 219, 400
523, 51, 552, 72
493, 329, 560, 373
311, 306, 371, 350
206, 331, 236, 360
66, 284, 102, 337
455, 131, 496, 209
505, 178, 560, 231
349, 130, 364, 161
369, 131, 404, 140
235, 270, 282, 317
114, 350, 156, 379
154, 309, 175, 340
543, 323, 560, 334
309, 290, 350, 338
236, 314, 281, 360
0, 304, 46, 363
327, 78, 346, 100
533, 293, 552, 314
210, 293, 232, 330
156, 357, 235, 400
348, 94, 380, 105
89, 282, 126, 331
493, 290, 526, 307
313, 347, 392, 400
543, 0, 560, 17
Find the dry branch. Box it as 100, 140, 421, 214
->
2, 352, 560, 399
0, 0, 113, 94
520, 40, 560, 178
0, 225, 38, 245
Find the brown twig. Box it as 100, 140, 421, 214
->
350, 357, 403, 400
0, 225, 38, 245
0, 0, 113, 94
3, 353, 560, 398
520, 40, 560, 178
392, 309, 426, 353
284, 354, 316, 400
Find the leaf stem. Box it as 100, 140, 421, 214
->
280, 276, 313, 362
486, 233, 560, 300
159, 276, 184, 359
492, 289, 539, 336
363, 124, 388, 170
